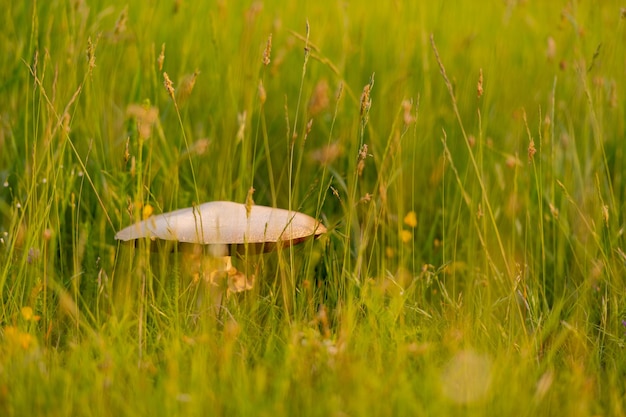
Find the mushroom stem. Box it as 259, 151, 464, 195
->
182, 245, 254, 316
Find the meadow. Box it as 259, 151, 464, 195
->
1, 1, 625, 415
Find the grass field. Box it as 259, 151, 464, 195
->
1, 1, 625, 416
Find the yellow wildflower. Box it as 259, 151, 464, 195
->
403, 211, 417, 228
400, 229, 412, 243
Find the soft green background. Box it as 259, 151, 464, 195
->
1, 1, 625, 416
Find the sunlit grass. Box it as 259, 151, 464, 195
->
1, 1, 625, 416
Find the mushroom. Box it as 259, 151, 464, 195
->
115, 200, 326, 312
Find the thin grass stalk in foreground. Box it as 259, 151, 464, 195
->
315, 82, 344, 220
339, 74, 375, 286
254, 35, 277, 205
363, 98, 414, 281
578, 64, 616, 215
289, 21, 311, 209
525, 107, 549, 308
279, 22, 312, 318
163, 72, 200, 205
259, 100, 277, 205
27, 60, 114, 232
430, 34, 511, 279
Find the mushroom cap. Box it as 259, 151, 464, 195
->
115, 201, 326, 245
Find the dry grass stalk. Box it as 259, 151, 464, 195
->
330, 185, 341, 201
359, 193, 372, 204
236, 112, 247, 142
528, 139, 537, 162
157, 43, 165, 71
126, 104, 159, 139
304, 119, 313, 142
113, 6, 128, 38
359, 75, 374, 127
86, 36, 97, 73
263, 34, 272, 66
258, 80, 266, 105
163, 72, 175, 100
177, 70, 200, 103
402, 99, 415, 126
245, 187, 255, 218
310, 142, 343, 166
360, 84, 372, 117
357, 144, 370, 176
308, 79, 330, 116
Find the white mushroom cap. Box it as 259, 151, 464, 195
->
115, 201, 326, 246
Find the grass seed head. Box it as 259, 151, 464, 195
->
127, 104, 158, 139
113, 6, 128, 38
245, 2, 263, 23
528, 138, 537, 162
359, 74, 374, 126
402, 99, 415, 125
378, 182, 387, 205
308, 79, 330, 116
190, 138, 209, 155
330, 185, 341, 201
549, 202, 559, 219
61, 112, 71, 136
163, 72, 175, 100
359, 193, 372, 204
30, 50, 38, 79
177, 70, 200, 103
304, 119, 313, 142
86, 36, 97, 72
356, 160, 365, 176
335, 81, 344, 102
124, 137, 130, 163
358, 143, 369, 161
245, 187, 255, 218
357, 144, 369, 176
263, 33, 272, 66
310, 142, 343, 166
360, 84, 372, 117
158, 43, 165, 71
236, 111, 247, 142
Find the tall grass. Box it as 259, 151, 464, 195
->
1, 1, 625, 416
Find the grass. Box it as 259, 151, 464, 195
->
1, 1, 625, 416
